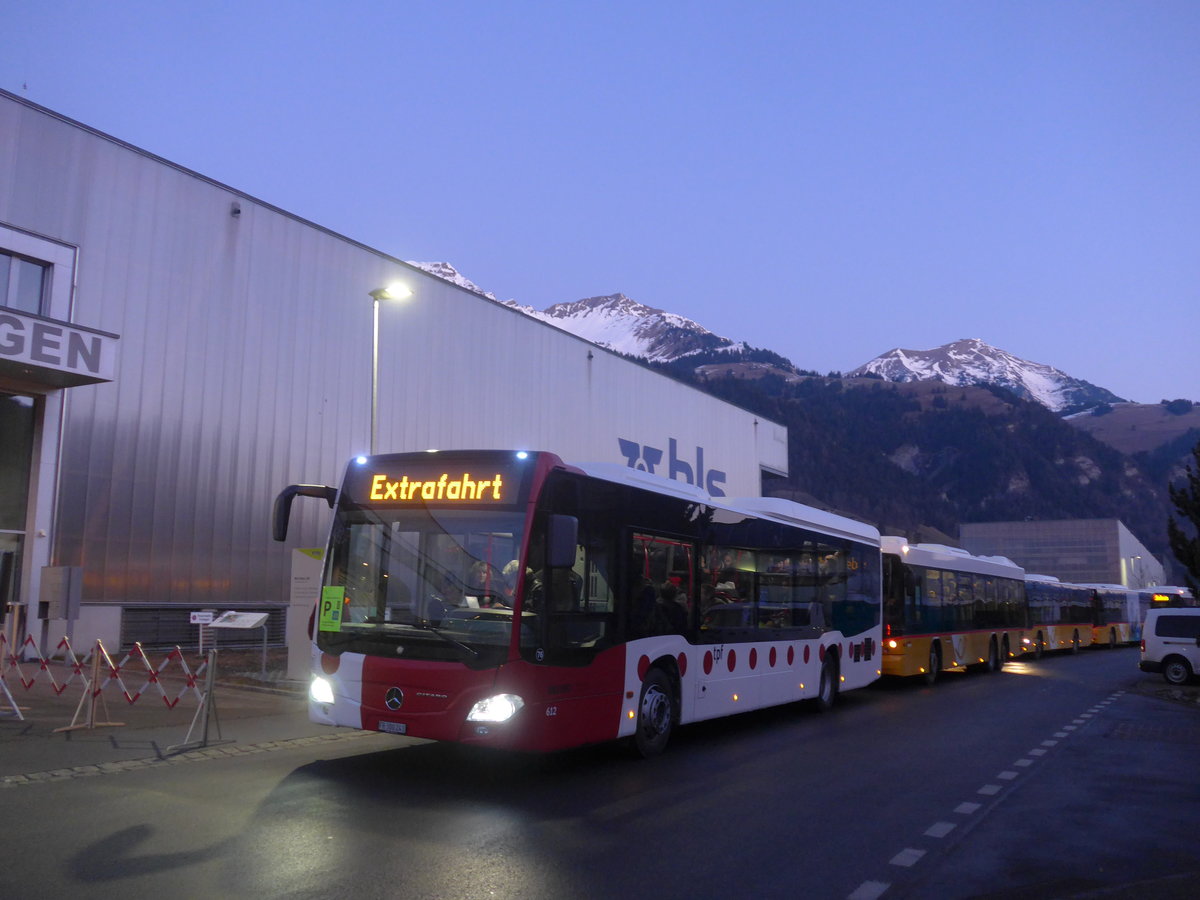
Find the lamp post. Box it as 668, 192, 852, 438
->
369, 282, 413, 454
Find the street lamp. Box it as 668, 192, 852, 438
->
369, 282, 413, 454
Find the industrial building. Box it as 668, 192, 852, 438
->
959, 518, 1164, 588
0, 89, 788, 654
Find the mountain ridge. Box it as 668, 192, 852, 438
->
847, 337, 1125, 414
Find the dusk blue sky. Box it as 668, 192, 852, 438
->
6, 1, 1198, 403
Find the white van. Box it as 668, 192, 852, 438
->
1139, 608, 1200, 685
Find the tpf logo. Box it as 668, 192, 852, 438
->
618, 437, 727, 497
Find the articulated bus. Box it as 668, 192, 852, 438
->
880, 537, 1026, 684
1082, 584, 1141, 647
1023, 575, 1096, 656
273, 450, 882, 756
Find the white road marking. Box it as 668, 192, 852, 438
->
848, 881, 890, 900
925, 821, 956, 838
890, 848, 926, 867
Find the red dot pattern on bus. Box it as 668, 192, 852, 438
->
639, 640, 859, 683
321, 653, 340, 675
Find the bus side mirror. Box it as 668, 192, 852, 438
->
273, 484, 337, 541
545, 515, 579, 568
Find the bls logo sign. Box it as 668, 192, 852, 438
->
618, 437, 727, 497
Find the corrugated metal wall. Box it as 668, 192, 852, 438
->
0, 92, 787, 612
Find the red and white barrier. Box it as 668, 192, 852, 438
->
1, 634, 210, 728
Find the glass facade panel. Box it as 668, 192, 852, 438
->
0, 393, 35, 616
1, 252, 48, 314
0, 394, 35, 531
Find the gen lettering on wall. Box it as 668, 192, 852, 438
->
0, 310, 118, 386
618, 437, 727, 496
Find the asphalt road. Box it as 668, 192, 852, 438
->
2, 646, 1197, 899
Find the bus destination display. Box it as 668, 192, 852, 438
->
343, 453, 534, 509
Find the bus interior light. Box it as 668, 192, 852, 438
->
310, 676, 335, 705
467, 694, 525, 723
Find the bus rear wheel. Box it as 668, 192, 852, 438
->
986, 638, 1000, 673
633, 668, 675, 758
1033, 633, 1045, 660
815, 655, 839, 712
1071, 630, 1081, 654
923, 642, 941, 686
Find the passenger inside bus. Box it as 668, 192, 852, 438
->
658, 582, 688, 633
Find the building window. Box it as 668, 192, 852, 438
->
1, 250, 49, 315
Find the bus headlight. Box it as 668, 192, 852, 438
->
467, 693, 525, 723
310, 676, 336, 705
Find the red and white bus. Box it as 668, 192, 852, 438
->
273, 450, 882, 756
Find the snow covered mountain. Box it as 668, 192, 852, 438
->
511, 293, 742, 361
407, 262, 741, 362
848, 338, 1125, 414
406, 262, 497, 300
407, 265, 1128, 415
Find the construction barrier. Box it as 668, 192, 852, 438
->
0, 634, 220, 750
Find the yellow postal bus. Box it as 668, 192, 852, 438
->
1023, 575, 1096, 656
881, 537, 1026, 683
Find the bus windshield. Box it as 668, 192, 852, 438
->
319, 504, 528, 667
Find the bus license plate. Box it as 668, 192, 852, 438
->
379, 721, 407, 734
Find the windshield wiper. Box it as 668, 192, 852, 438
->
406, 622, 480, 658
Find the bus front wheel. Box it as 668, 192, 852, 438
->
634, 668, 675, 758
